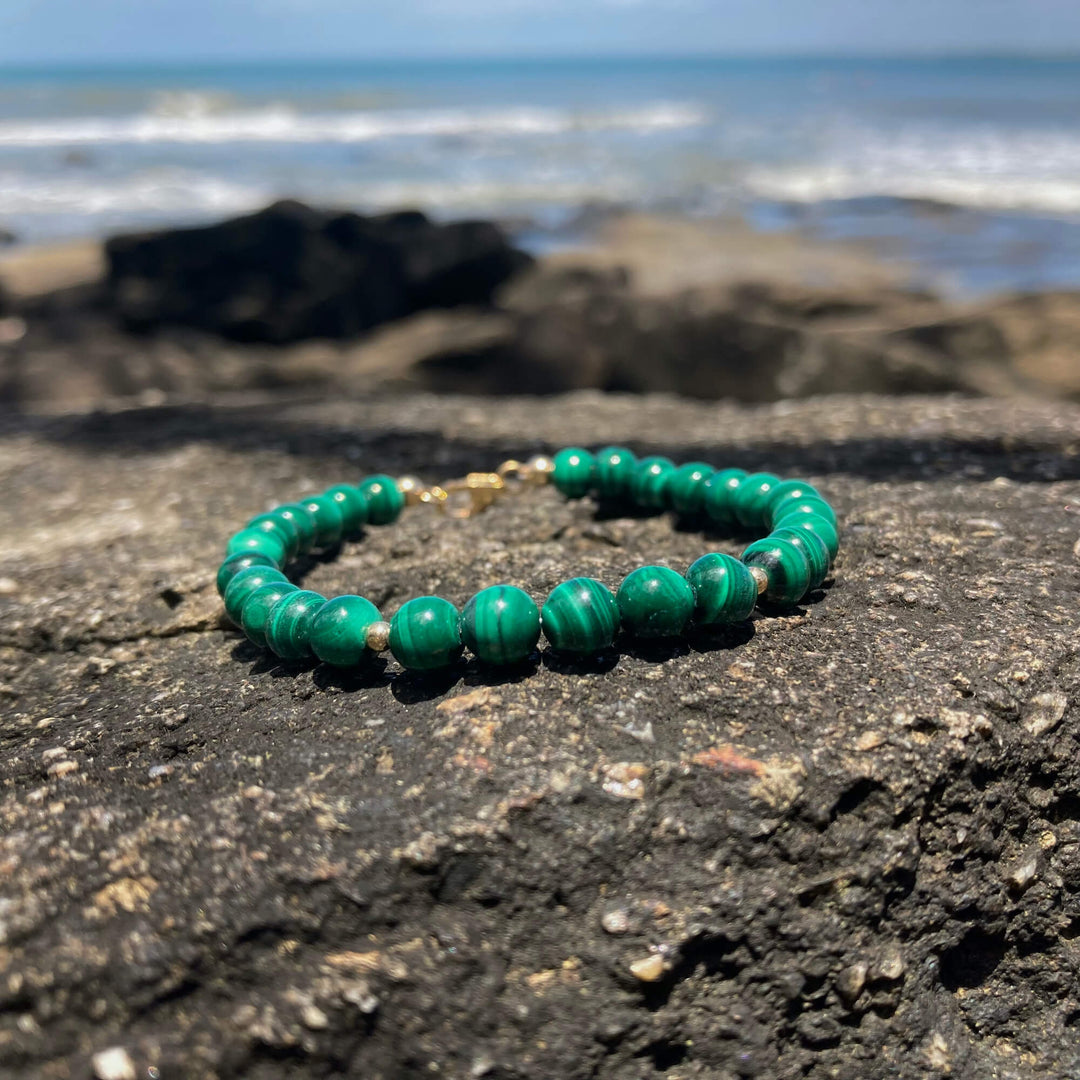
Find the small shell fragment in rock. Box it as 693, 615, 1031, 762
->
601, 908, 631, 934
1022, 691, 1068, 737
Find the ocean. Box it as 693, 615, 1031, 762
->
1, 55, 1079, 296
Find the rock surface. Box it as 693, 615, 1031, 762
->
105, 200, 533, 342
3, 391, 1080, 1078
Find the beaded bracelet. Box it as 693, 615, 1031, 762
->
214, 448, 839, 674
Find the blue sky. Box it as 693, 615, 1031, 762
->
2, 0, 1080, 64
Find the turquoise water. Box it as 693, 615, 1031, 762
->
2, 55, 1080, 294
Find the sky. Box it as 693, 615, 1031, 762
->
2, 0, 1080, 64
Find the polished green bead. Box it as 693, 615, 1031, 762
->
772, 496, 838, 530
731, 472, 780, 529
541, 577, 620, 654
632, 456, 676, 510
389, 596, 463, 671
616, 565, 695, 639
765, 480, 819, 522
241, 581, 299, 648
777, 513, 840, 563
324, 484, 369, 537
310, 594, 382, 667
225, 527, 286, 567
594, 446, 637, 500
552, 447, 596, 499
298, 493, 344, 547
702, 468, 747, 529
247, 511, 301, 560
666, 462, 715, 516
461, 585, 541, 665
266, 590, 327, 660
216, 551, 276, 597
358, 475, 405, 526
275, 503, 319, 553
742, 537, 812, 607
223, 565, 289, 625
771, 525, 830, 589
685, 553, 758, 626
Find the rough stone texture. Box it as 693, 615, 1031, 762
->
2, 391, 1080, 1079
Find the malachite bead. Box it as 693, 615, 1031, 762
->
731, 472, 780, 529
685, 553, 758, 626
275, 503, 319, 553
552, 447, 596, 499
594, 446, 637, 501
771, 525, 831, 589
265, 589, 327, 660
541, 577, 620, 654
240, 581, 299, 648
247, 510, 301, 560
616, 565, 695, 638
461, 585, 541, 665
389, 596, 463, 671
632, 456, 676, 510
358, 475, 405, 526
223, 565, 289, 625
216, 551, 276, 597
310, 594, 382, 667
765, 480, 819, 522
298, 493, 344, 547
772, 496, 838, 530
703, 468, 747, 529
666, 462, 715, 517
324, 484, 369, 537
742, 537, 812, 607
225, 527, 286, 567
777, 513, 840, 563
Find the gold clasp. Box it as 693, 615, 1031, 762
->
399, 457, 552, 520
438, 472, 506, 518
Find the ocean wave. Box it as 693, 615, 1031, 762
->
0, 102, 707, 147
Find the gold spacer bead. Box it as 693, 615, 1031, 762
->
749, 565, 769, 595
365, 620, 392, 653
522, 455, 555, 485
397, 476, 426, 506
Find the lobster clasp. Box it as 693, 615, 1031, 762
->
439, 472, 506, 518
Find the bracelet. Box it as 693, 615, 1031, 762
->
214, 448, 839, 674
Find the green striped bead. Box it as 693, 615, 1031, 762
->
324, 484, 369, 537
389, 596, 463, 671
632, 456, 676, 510
266, 590, 327, 660
772, 496, 838, 530
765, 480, 819, 522
216, 551, 276, 597
223, 565, 289, 624
241, 581, 299, 648
616, 565, 695, 639
685, 553, 758, 626
731, 472, 780, 529
461, 585, 541, 665
666, 462, 715, 516
358, 475, 405, 526
541, 577, 620, 654
298, 494, 344, 547
777, 513, 840, 563
703, 468, 747, 529
225, 527, 286, 567
742, 537, 811, 607
552, 447, 596, 499
275, 503, 319, 553
594, 446, 637, 500
310, 595, 382, 667
247, 510, 301, 560
771, 525, 830, 589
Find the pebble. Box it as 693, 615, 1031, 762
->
301, 1003, 329, 1030
874, 951, 906, 981
835, 962, 867, 1006
601, 908, 631, 934
629, 954, 665, 982
1006, 851, 1039, 891
92, 1047, 137, 1080
1022, 691, 1068, 737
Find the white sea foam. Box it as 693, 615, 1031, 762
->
0, 102, 707, 147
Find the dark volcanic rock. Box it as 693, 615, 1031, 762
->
104, 200, 533, 342
3, 392, 1080, 1078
